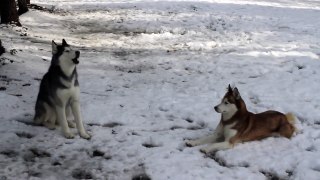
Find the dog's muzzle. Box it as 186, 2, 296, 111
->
72, 51, 80, 64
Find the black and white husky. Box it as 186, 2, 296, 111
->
34, 39, 91, 139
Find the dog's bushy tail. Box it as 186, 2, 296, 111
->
285, 113, 297, 132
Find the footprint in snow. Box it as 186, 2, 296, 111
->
23, 148, 51, 162
72, 169, 93, 179
170, 126, 183, 130
87, 122, 123, 128
89, 149, 111, 160
102, 122, 123, 128
159, 106, 169, 112
0, 150, 19, 158
16, 132, 35, 139
183, 117, 194, 123
142, 139, 163, 148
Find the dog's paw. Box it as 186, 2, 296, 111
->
185, 140, 197, 147
67, 121, 76, 128
80, 132, 91, 140
64, 132, 75, 139
200, 147, 211, 154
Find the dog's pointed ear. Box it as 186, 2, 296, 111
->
52, 40, 58, 55
228, 84, 233, 93
62, 39, 68, 46
233, 87, 241, 100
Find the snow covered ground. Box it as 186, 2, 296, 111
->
1, 0, 320, 179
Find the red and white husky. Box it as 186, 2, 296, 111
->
186, 85, 296, 154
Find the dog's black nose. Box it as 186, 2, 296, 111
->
214, 106, 218, 111
75, 51, 80, 57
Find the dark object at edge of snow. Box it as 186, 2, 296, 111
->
0, 40, 5, 56
132, 173, 152, 180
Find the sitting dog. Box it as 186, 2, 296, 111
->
34, 39, 91, 139
186, 85, 295, 154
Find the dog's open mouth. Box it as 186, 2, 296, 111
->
72, 52, 80, 64
72, 58, 79, 64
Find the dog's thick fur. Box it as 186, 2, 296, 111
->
34, 39, 90, 139
186, 85, 295, 154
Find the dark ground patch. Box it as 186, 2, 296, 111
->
170, 126, 183, 130
114, 63, 154, 74
23, 148, 51, 162
27, 170, 41, 178
102, 122, 123, 128
22, 83, 31, 87
87, 122, 123, 128
183, 117, 194, 123
207, 153, 227, 167
87, 123, 100, 127
260, 170, 286, 180
187, 125, 205, 130
92, 149, 105, 157
0, 57, 14, 65
132, 173, 152, 180
142, 143, 161, 148
72, 169, 93, 179
29, 148, 51, 158
52, 161, 62, 166
0, 150, 18, 158
113, 50, 144, 57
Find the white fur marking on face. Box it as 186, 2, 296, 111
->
59, 47, 78, 76
222, 104, 237, 120
216, 98, 238, 120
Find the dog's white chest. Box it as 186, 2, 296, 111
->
57, 83, 79, 101
223, 122, 237, 139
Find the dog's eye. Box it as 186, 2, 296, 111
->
225, 102, 229, 105
65, 50, 70, 52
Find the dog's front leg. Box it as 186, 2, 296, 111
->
56, 106, 74, 138
70, 99, 91, 139
200, 141, 232, 154
200, 127, 237, 154
186, 123, 223, 147
66, 106, 76, 128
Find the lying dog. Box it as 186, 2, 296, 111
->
186, 85, 295, 154
34, 39, 91, 139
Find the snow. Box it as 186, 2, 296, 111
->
1, 0, 320, 179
